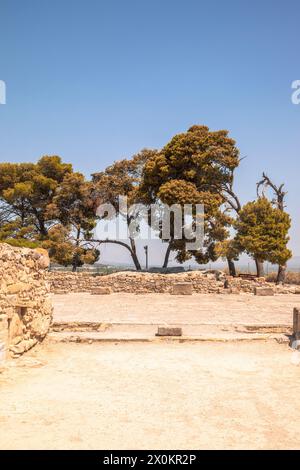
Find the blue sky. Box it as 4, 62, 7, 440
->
0, 0, 299, 264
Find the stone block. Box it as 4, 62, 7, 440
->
156, 327, 182, 336
91, 287, 112, 295
293, 308, 300, 338
7, 282, 31, 295
254, 287, 274, 296
229, 287, 240, 294
171, 283, 193, 295
34, 248, 50, 269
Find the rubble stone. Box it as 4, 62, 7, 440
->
47, 270, 298, 295
0, 243, 53, 360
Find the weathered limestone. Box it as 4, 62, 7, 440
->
254, 287, 274, 296
47, 270, 299, 295
0, 243, 53, 359
91, 287, 112, 295
293, 308, 300, 339
156, 327, 182, 337
171, 282, 193, 295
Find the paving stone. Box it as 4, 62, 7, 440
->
156, 327, 182, 336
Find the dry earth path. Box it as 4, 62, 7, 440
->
53, 293, 299, 325
0, 341, 300, 450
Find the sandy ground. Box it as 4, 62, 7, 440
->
52, 293, 299, 325
1, 340, 300, 450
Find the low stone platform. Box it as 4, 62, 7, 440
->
52, 292, 299, 325
50, 292, 298, 343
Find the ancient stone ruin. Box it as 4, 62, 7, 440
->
0, 243, 53, 360
47, 270, 300, 295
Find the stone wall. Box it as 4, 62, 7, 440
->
0, 244, 53, 359
47, 270, 300, 295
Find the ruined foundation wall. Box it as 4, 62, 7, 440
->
0, 244, 53, 358
47, 270, 300, 295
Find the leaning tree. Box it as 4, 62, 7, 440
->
91, 149, 157, 271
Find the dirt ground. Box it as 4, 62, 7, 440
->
1, 340, 300, 450
53, 292, 299, 325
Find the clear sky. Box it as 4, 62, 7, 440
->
0, 0, 299, 264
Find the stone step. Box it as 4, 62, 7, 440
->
48, 330, 289, 344
51, 321, 292, 336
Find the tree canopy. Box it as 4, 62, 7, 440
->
234, 197, 292, 276
0, 126, 293, 279
140, 125, 240, 266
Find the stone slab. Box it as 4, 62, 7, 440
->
156, 327, 183, 336
254, 287, 274, 296
171, 283, 193, 295
91, 287, 112, 295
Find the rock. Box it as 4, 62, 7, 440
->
229, 287, 240, 294
156, 327, 182, 336
170, 283, 193, 295
34, 248, 50, 269
91, 287, 112, 295
0, 243, 53, 361
254, 287, 274, 296
6, 282, 31, 294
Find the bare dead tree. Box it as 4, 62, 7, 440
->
257, 172, 287, 211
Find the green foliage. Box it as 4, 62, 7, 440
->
140, 125, 240, 264
92, 149, 157, 209
0, 156, 99, 270
141, 125, 239, 199
0, 129, 293, 273
42, 225, 100, 269
0, 156, 73, 237
0, 218, 40, 249
235, 197, 292, 265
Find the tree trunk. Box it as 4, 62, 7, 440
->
72, 228, 81, 272
163, 240, 173, 269
90, 238, 142, 271
131, 248, 142, 271
129, 237, 142, 271
255, 258, 265, 277
276, 264, 287, 284
227, 257, 236, 277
